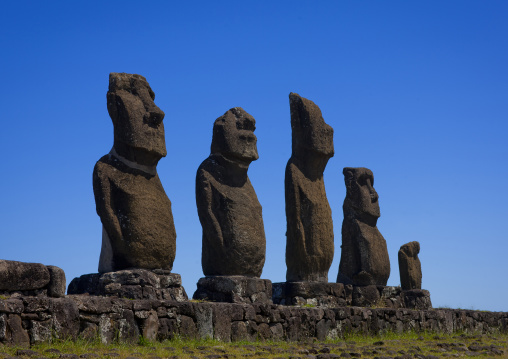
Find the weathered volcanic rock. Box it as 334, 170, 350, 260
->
0, 260, 50, 291
285, 93, 334, 282
196, 107, 266, 277
46, 265, 66, 298
93, 73, 176, 272
67, 269, 187, 301
398, 241, 422, 290
337, 167, 390, 286
193, 276, 272, 304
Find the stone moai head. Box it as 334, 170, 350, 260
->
343, 167, 380, 225
210, 107, 259, 166
289, 93, 334, 159
400, 241, 420, 258
107, 72, 166, 167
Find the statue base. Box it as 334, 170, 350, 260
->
272, 282, 353, 306
67, 269, 188, 301
193, 276, 272, 304
352, 285, 432, 310
272, 282, 432, 309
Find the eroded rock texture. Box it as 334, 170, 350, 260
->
398, 241, 422, 290
0, 260, 65, 298
93, 73, 176, 273
196, 107, 265, 277
0, 260, 50, 291
337, 167, 390, 286
285, 93, 334, 282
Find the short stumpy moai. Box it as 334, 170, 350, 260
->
68, 73, 187, 301
398, 241, 422, 290
273, 93, 348, 307
397, 241, 432, 309
193, 108, 271, 303
337, 167, 390, 287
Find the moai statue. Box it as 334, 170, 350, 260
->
337, 167, 390, 286
398, 241, 422, 290
93, 73, 176, 273
195, 107, 266, 277
285, 93, 334, 282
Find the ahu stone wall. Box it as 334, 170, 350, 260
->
0, 296, 507, 347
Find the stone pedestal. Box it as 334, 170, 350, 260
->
402, 289, 432, 310
67, 269, 187, 301
272, 282, 353, 306
352, 285, 432, 309
193, 276, 272, 304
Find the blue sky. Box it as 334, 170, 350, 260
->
1, 1, 507, 311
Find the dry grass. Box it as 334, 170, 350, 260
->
0, 331, 507, 359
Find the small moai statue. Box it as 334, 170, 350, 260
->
93, 73, 176, 272
195, 107, 266, 277
193, 108, 271, 304
398, 241, 422, 290
337, 167, 390, 286
285, 93, 334, 282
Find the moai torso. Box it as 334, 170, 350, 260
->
285, 93, 334, 282
337, 167, 390, 286
196, 108, 266, 277
94, 73, 176, 273
398, 241, 422, 290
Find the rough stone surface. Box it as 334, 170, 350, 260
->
272, 282, 350, 307
46, 265, 66, 298
67, 269, 187, 301
193, 276, 272, 304
196, 107, 266, 277
337, 167, 390, 286
398, 241, 422, 290
285, 93, 335, 282
0, 260, 50, 291
402, 289, 432, 310
0, 295, 500, 346
94, 72, 176, 273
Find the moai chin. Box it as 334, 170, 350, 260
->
337, 167, 390, 286
93, 72, 176, 273
196, 107, 266, 277
285, 93, 334, 282
398, 241, 422, 290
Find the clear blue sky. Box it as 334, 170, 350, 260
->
1, 1, 507, 311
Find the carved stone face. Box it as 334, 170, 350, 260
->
289, 93, 334, 158
107, 73, 166, 165
211, 107, 259, 164
344, 167, 380, 219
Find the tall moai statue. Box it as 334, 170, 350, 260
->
196, 107, 266, 277
398, 241, 422, 290
193, 108, 271, 304
285, 93, 334, 282
337, 167, 390, 286
93, 73, 176, 273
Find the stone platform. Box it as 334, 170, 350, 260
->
193, 276, 272, 304
67, 269, 187, 301
273, 282, 432, 310
352, 285, 432, 310
272, 282, 352, 306
0, 295, 505, 346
